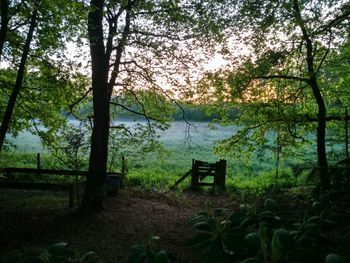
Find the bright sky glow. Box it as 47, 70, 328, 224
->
204, 53, 229, 71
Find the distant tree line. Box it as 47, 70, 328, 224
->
75, 100, 239, 123
111, 103, 238, 122
172, 104, 239, 122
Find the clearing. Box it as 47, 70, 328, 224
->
1, 187, 349, 263
0, 188, 239, 262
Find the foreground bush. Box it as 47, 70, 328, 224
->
38, 242, 100, 263
188, 199, 345, 263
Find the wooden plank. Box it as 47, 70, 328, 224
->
215, 159, 227, 189
191, 159, 227, 189
197, 172, 214, 175
0, 167, 86, 176
195, 160, 210, 166
0, 167, 122, 177
0, 160, 127, 208
170, 169, 192, 190
191, 159, 199, 186
198, 169, 215, 173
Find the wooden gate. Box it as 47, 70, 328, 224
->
171, 159, 227, 190
191, 159, 226, 189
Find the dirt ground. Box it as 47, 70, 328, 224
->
0, 188, 240, 263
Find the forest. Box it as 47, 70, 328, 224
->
0, 0, 350, 262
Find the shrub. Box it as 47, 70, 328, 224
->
38, 242, 100, 263
128, 236, 173, 263
188, 199, 344, 263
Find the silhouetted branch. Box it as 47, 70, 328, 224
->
110, 101, 162, 123
130, 30, 182, 40
256, 75, 310, 83
68, 88, 92, 112
108, 0, 134, 96
315, 30, 332, 75
313, 5, 350, 36
109, 124, 132, 136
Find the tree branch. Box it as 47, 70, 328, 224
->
256, 75, 310, 83
130, 30, 182, 41
68, 88, 92, 113
110, 101, 163, 123
315, 30, 332, 75
109, 124, 132, 136
107, 0, 133, 97
313, 4, 350, 36
105, 5, 124, 65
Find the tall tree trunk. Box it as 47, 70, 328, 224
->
0, 4, 38, 151
80, 0, 110, 213
293, 0, 330, 190
0, 0, 9, 60
310, 78, 330, 190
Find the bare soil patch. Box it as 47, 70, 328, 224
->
0, 188, 239, 262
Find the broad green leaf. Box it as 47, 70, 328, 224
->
264, 198, 277, 212
326, 254, 346, 263
245, 232, 261, 250
154, 250, 170, 263
271, 229, 291, 261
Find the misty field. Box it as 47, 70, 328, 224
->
3, 121, 313, 192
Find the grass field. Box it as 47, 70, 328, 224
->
2, 121, 318, 193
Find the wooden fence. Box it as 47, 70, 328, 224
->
171, 159, 227, 190
0, 155, 126, 208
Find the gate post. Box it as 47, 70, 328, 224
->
191, 159, 199, 187
215, 159, 226, 189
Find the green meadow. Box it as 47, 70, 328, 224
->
2, 121, 317, 193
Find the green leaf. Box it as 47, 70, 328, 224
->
229, 212, 248, 227
81, 251, 100, 263
48, 242, 69, 255
193, 221, 215, 231
127, 249, 148, 263
187, 232, 214, 249
326, 254, 346, 263
197, 240, 231, 263
271, 229, 291, 261
151, 236, 160, 242
38, 250, 51, 263
154, 250, 170, 263
264, 198, 277, 212
239, 258, 260, 263
245, 232, 261, 250
239, 217, 258, 228
47, 242, 78, 262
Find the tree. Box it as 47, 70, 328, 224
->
322, 36, 350, 159
81, 0, 109, 212
0, 0, 9, 60
81, 0, 227, 212
0, 0, 88, 151
196, 0, 350, 190
0, 0, 39, 151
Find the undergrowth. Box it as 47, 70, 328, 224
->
0, 149, 309, 195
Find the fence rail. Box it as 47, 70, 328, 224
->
0, 155, 126, 208
0, 167, 123, 177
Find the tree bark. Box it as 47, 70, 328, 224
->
293, 0, 330, 190
0, 3, 38, 151
80, 0, 110, 213
310, 77, 330, 189
0, 0, 9, 60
